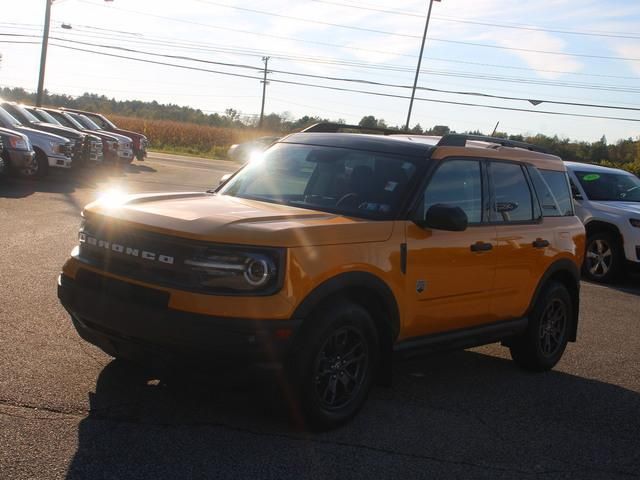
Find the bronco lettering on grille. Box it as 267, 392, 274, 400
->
79, 232, 174, 265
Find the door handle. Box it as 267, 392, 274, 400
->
532, 239, 550, 249
470, 241, 493, 252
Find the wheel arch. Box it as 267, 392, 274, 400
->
291, 271, 400, 385
584, 220, 624, 245
528, 259, 581, 342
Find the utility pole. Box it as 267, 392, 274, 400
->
405, 0, 439, 131
36, 0, 53, 107
258, 56, 270, 128
36, 0, 113, 106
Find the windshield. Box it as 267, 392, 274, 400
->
576, 170, 640, 202
11, 104, 41, 124
219, 143, 420, 219
33, 109, 61, 125
0, 106, 22, 128
70, 113, 100, 130
87, 113, 116, 129
53, 111, 84, 129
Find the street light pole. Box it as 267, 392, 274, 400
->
405, 0, 438, 131
36, 0, 52, 107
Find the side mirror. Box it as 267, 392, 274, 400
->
218, 173, 232, 186
420, 204, 468, 232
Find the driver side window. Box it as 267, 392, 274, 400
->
420, 159, 483, 224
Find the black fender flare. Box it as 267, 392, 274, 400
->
291, 271, 401, 341
527, 259, 581, 341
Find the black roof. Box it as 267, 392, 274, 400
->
280, 132, 434, 157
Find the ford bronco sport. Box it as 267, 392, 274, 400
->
58, 131, 585, 430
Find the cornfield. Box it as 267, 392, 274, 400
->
109, 115, 276, 158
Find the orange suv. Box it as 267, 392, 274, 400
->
58, 131, 585, 429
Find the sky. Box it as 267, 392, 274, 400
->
1, 0, 639, 142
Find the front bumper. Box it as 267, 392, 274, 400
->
118, 148, 133, 161
48, 153, 72, 169
6, 149, 35, 168
57, 270, 297, 367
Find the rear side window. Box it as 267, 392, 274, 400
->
421, 159, 483, 223
490, 162, 534, 223
528, 167, 574, 217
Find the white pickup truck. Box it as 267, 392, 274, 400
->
565, 161, 640, 283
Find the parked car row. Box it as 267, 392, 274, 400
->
0, 100, 148, 179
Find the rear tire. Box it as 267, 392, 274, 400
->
582, 231, 624, 283
287, 300, 379, 431
509, 281, 572, 372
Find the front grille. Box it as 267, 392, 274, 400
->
88, 139, 103, 162
77, 216, 207, 292
76, 215, 284, 295
70, 139, 83, 161
61, 141, 73, 158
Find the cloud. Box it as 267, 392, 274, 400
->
492, 31, 583, 79
611, 44, 640, 77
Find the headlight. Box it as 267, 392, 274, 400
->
49, 141, 62, 153
630, 218, 640, 228
185, 247, 283, 294
8, 136, 29, 150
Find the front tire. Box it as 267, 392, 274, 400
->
287, 300, 379, 431
21, 149, 48, 178
509, 281, 572, 372
583, 232, 624, 283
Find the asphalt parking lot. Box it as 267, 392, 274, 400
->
1, 153, 639, 479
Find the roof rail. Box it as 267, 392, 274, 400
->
437, 134, 548, 154
300, 122, 401, 135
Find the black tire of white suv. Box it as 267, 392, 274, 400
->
583, 231, 624, 284
509, 281, 572, 372
287, 300, 379, 431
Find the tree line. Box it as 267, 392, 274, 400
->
1, 87, 637, 174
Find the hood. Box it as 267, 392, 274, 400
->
590, 201, 640, 216
79, 129, 120, 142
109, 127, 145, 141
99, 130, 132, 144
84, 193, 394, 247
27, 122, 84, 140
12, 125, 69, 144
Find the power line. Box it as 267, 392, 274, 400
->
7, 32, 640, 104
191, 0, 640, 62
77, 0, 640, 62
47, 12, 639, 81
310, 0, 640, 40
5, 30, 640, 96
3, 39, 638, 123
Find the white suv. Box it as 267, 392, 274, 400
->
565, 161, 640, 283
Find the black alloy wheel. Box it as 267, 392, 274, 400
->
287, 300, 379, 431
509, 281, 572, 371
538, 298, 567, 358
313, 326, 369, 411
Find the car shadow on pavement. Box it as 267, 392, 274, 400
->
125, 164, 158, 174
583, 275, 640, 297
65, 350, 640, 479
